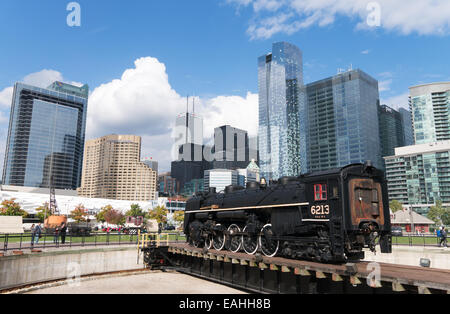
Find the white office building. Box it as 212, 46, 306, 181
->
204, 169, 238, 193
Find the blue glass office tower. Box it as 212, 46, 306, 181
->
378, 104, 414, 158
306, 69, 382, 172
2, 82, 89, 190
258, 42, 306, 180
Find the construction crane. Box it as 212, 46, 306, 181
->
49, 175, 60, 216
44, 175, 67, 230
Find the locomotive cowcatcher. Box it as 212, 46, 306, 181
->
184, 162, 392, 263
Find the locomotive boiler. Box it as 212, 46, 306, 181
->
184, 162, 392, 263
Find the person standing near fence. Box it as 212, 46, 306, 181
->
60, 223, 67, 245
35, 223, 42, 245
54, 226, 60, 244
440, 227, 448, 248
30, 224, 36, 246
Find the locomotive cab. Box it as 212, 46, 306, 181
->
344, 163, 392, 255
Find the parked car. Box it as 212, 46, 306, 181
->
165, 225, 176, 231
391, 227, 403, 237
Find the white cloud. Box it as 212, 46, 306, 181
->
381, 92, 410, 110
379, 79, 392, 92
199, 92, 259, 139
22, 69, 63, 88
87, 57, 258, 172
0, 58, 258, 173
0, 87, 13, 108
0, 69, 69, 108
228, 0, 450, 39
87, 57, 186, 139
361, 49, 370, 54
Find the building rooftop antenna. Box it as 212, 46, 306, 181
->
186, 95, 189, 114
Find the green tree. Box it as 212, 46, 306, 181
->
104, 209, 125, 226
442, 210, 450, 226
148, 205, 168, 224
126, 204, 146, 218
96, 205, 113, 224
71, 204, 88, 223
35, 202, 51, 223
173, 211, 185, 226
0, 199, 28, 218
389, 200, 403, 213
428, 200, 447, 225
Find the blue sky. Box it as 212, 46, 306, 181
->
1, 0, 450, 172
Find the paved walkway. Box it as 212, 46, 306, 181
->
25, 271, 246, 294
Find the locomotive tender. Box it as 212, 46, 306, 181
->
184, 162, 392, 263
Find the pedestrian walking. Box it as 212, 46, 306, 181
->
30, 224, 36, 246
60, 222, 67, 245
35, 223, 42, 245
440, 227, 448, 248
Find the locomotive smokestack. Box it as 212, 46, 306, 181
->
363, 160, 374, 173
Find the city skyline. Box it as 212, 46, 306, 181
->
1, 1, 450, 174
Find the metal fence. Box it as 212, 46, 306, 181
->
392, 235, 447, 247
0, 232, 185, 253
1, 232, 445, 253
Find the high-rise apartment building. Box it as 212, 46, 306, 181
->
2, 82, 88, 190
385, 141, 450, 214
258, 42, 306, 180
305, 69, 382, 172
410, 82, 450, 144
77, 135, 157, 201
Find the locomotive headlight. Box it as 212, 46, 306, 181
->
260, 178, 267, 187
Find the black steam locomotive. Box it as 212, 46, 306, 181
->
184, 162, 392, 263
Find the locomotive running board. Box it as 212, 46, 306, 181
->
186, 202, 310, 214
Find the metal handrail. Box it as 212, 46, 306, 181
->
0, 231, 185, 253
0, 231, 141, 253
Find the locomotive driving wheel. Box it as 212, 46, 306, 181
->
205, 234, 213, 250
242, 224, 258, 255
259, 224, 279, 257
213, 224, 226, 251
227, 224, 242, 253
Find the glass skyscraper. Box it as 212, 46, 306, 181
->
2, 82, 89, 190
378, 104, 414, 159
399, 108, 415, 146
410, 82, 450, 144
258, 42, 305, 180
306, 69, 382, 172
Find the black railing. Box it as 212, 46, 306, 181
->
0, 231, 186, 253
3, 232, 443, 253
391, 234, 447, 247
0, 232, 139, 253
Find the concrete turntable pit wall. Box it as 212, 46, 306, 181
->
0, 246, 142, 291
